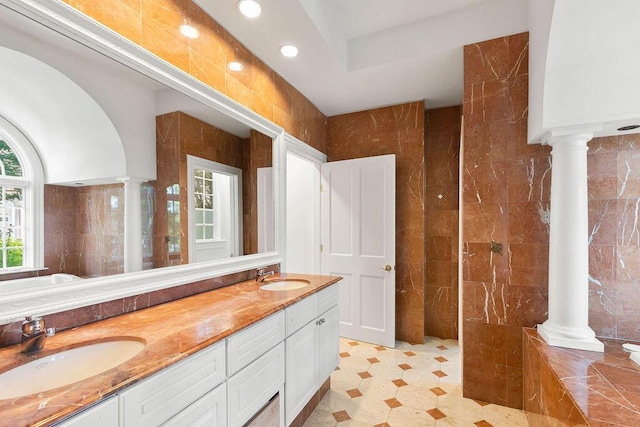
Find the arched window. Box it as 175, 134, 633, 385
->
0, 116, 44, 273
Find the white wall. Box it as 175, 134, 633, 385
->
285, 153, 320, 274
0, 9, 157, 184
529, 0, 640, 142
527, 0, 555, 143
0, 46, 127, 185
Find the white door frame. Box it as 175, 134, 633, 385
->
283, 134, 326, 273
187, 155, 243, 262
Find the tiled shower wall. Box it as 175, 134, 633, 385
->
424, 106, 461, 340
462, 32, 551, 408
327, 101, 426, 344
461, 31, 640, 408
587, 132, 640, 341
43, 184, 153, 277
243, 130, 273, 255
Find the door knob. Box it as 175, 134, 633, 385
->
379, 265, 392, 272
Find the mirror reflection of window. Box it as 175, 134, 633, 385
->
194, 168, 218, 241
166, 184, 181, 254
0, 140, 25, 269
187, 156, 241, 263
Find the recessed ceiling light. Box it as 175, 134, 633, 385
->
280, 44, 299, 58
228, 61, 244, 72
237, 0, 262, 18
179, 23, 199, 39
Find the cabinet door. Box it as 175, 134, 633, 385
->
57, 396, 118, 427
316, 305, 339, 386
162, 383, 226, 427
285, 320, 317, 425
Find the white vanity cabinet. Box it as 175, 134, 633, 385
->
56, 396, 118, 427
52, 283, 338, 427
119, 340, 226, 427
285, 284, 339, 426
226, 311, 286, 427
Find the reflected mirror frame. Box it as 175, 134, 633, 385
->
0, 0, 286, 324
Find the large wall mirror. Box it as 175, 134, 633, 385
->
0, 0, 285, 323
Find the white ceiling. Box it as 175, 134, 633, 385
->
194, 0, 529, 116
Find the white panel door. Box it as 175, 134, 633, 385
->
321, 154, 396, 348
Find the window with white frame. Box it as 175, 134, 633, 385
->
0, 117, 44, 273
193, 168, 219, 242
187, 155, 242, 263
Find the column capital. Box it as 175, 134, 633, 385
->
540, 124, 601, 146
116, 176, 148, 186
545, 133, 593, 148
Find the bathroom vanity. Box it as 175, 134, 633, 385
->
0, 274, 341, 427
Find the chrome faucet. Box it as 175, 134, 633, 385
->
21, 316, 55, 354
256, 267, 275, 282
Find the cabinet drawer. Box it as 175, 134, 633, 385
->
317, 283, 339, 315
119, 340, 226, 427
227, 342, 284, 427
162, 382, 226, 427
227, 311, 285, 376
285, 294, 317, 336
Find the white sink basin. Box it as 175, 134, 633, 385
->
260, 279, 311, 291
0, 339, 145, 399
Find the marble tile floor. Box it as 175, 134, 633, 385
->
303, 336, 529, 427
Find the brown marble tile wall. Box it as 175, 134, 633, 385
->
62, 0, 327, 153
327, 101, 425, 344
424, 106, 461, 340
44, 185, 79, 275
76, 184, 126, 277
153, 111, 182, 268
43, 184, 128, 277
462, 32, 552, 408
522, 328, 640, 426
41, 183, 152, 278
0, 263, 280, 348
243, 130, 272, 255
154, 111, 245, 265
522, 330, 589, 426
588, 133, 640, 342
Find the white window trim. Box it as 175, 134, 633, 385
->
0, 115, 44, 273
187, 155, 243, 262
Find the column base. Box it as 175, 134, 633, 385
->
537, 321, 604, 352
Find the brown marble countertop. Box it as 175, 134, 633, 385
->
0, 273, 341, 427
525, 329, 640, 426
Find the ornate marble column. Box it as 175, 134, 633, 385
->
538, 133, 604, 352
118, 177, 146, 273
